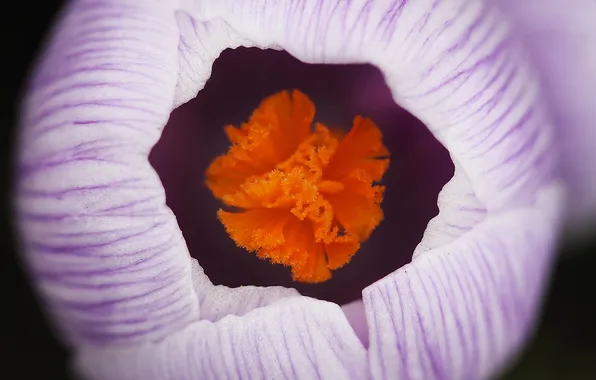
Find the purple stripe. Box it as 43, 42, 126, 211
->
29, 233, 176, 259
319, 0, 342, 52
33, 57, 162, 90
379, 282, 409, 380
55, 303, 192, 328
291, 309, 321, 379
28, 98, 164, 133
24, 118, 153, 145
407, 273, 445, 379
304, 0, 324, 54
415, 35, 511, 99
463, 242, 496, 360
278, 310, 299, 379
488, 115, 545, 174
377, 0, 406, 42
434, 256, 468, 379
343, 0, 373, 54
469, 106, 536, 159
51, 281, 185, 313
33, 81, 150, 106
62, 45, 156, 64
20, 178, 148, 198
427, 274, 453, 377
420, 2, 492, 77
459, 70, 527, 143
446, 47, 514, 118
418, 0, 473, 55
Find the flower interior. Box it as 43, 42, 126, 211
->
149, 47, 454, 304
206, 89, 390, 283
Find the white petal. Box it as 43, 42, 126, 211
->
414, 161, 487, 256
189, 258, 300, 322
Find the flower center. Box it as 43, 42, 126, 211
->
205, 90, 389, 282
149, 47, 453, 304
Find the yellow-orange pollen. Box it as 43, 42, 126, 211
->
205, 90, 390, 283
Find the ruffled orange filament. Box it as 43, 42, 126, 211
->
206, 90, 390, 283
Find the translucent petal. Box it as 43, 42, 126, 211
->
492, 0, 596, 234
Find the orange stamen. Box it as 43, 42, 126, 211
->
206, 90, 390, 283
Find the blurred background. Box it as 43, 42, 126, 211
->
1, 2, 595, 379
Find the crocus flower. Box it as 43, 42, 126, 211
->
14, 1, 596, 380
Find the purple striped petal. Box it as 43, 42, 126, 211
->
16, 0, 565, 379
361, 185, 561, 379
76, 294, 368, 380
492, 0, 596, 234
16, 0, 300, 348
18, 0, 196, 347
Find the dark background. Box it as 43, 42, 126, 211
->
1, 2, 595, 379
